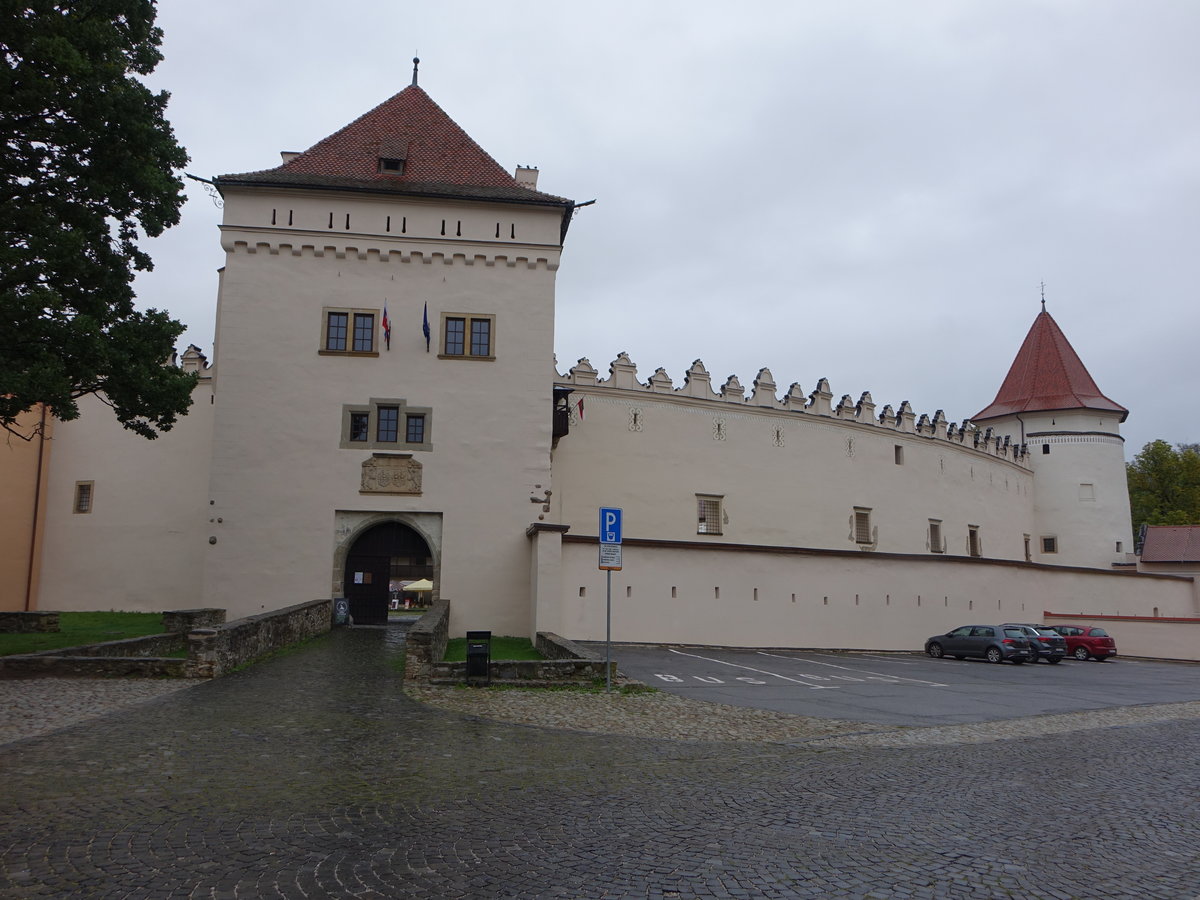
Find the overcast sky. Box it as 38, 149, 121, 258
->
137, 1, 1199, 458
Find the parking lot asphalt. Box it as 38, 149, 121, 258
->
603, 644, 1200, 726
2, 629, 1199, 898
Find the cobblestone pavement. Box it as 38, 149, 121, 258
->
2, 628, 1198, 899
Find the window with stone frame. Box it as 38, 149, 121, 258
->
440, 313, 495, 359
696, 495, 723, 535
321, 307, 379, 356
340, 399, 432, 451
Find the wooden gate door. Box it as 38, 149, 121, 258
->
343, 555, 391, 625
342, 522, 434, 626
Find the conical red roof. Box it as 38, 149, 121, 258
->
973, 308, 1127, 422
218, 84, 570, 207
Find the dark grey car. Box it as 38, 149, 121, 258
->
925, 625, 1033, 664
1002, 623, 1066, 664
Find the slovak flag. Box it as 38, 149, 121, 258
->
382, 303, 392, 351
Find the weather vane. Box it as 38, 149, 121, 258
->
1040, 281, 1046, 311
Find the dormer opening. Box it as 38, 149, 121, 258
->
378, 158, 406, 175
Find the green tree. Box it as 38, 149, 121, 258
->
1, 1, 196, 440
1127, 440, 1200, 527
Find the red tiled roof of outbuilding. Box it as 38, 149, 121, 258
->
217, 84, 570, 207
973, 308, 1127, 422
1140, 525, 1200, 562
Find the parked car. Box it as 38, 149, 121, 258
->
925, 625, 1033, 664
1049, 625, 1118, 661
1002, 623, 1066, 664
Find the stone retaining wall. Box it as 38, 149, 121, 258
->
0, 612, 60, 633
404, 601, 450, 682
536, 632, 601, 661
185, 598, 332, 678
0, 655, 187, 678
163, 608, 226, 633
429, 656, 611, 686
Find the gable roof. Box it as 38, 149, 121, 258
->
216, 85, 572, 210
1140, 525, 1200, 563
973, 308, 1127, 422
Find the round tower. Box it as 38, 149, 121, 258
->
973, 306, 1132, 569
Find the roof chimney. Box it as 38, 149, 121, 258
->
514, 165, 539, 189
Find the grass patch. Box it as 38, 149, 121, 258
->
0, 612, 165, 657
442, 635, 543, 662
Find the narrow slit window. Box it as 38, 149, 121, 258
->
929, 520, 943, 553
73, 481, 94, 514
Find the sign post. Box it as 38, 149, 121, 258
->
598, 507, 622, 692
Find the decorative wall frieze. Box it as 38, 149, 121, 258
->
222, 236, 558, 270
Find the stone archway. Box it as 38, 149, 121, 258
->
333, 513, 441, 626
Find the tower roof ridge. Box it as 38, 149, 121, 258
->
973, 309, 1127, 422
217, 84, 570, 206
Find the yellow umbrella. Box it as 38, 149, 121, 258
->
406, 578, 434, 592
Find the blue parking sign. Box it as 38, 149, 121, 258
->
600, 507, 622, 544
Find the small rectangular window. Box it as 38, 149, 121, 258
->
853, 508, 872, 544
894, 445, 904, 465
1042, 536, 1058, 554
352, 313, 375, 352
444, 317, 465, 355
1115, 541, 1123, 553
377, 406, 399, 442
968, 525, 981, 557
1079, 483, 1095, 501
697, 495, 723, 535
349, 412, 369, 442
405, 414, 426, 445
73, 481, 94, 514
1042, 443, 1051, 455
378, 158, 405, 174
929, 519, 943, 553
326, 312, 348, 351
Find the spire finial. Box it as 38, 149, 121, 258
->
1040, 281, 1046, 312
411, 55, 420, 87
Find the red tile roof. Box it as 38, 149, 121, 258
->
973, 309, 1127, 422
218, 85, 570, 208
1140, 525, 1200, 562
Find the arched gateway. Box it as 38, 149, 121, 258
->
343, 521, 434, 625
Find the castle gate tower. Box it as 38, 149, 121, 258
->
202, 65, 576, 633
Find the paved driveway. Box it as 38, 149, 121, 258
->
2, 628, 1199, 898
606, 644, 1200, 725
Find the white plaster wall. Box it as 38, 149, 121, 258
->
37, 384, 214, 612
985, 410, 1133, 568
555, 540, 1198, 657
201, 186, 564, 635
551, 386, 1035, 559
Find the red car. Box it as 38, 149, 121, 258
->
1049, 625, 1117, 661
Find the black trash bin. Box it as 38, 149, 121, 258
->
465, 630, 491, 684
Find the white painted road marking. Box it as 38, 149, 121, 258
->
757, 651, 947, 687
666, 648, 842, 689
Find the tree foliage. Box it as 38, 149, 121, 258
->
0, 1, 196, 439
1127, 440, 1200, 527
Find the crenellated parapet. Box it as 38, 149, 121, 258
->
557, 352, 1030, 467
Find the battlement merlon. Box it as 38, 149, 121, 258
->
556, 353, 1030, 466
